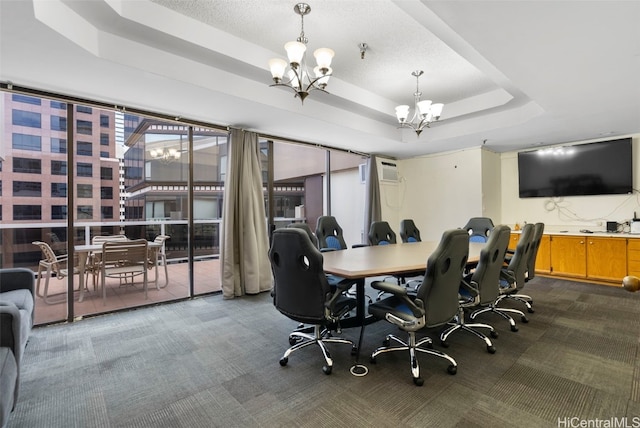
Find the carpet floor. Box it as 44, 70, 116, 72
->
6, 276, 640, 427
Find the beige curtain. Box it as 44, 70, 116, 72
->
220, 129, 272, 299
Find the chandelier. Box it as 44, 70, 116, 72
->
149, 148, 181, 164
395, 70, 444, 136
268, 3, 334, 103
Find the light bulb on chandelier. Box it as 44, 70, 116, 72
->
149, 148, 181, 164
395, 70, 444, 136
268, 3, 334, 103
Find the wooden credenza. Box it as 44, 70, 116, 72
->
510, 232, 636, 286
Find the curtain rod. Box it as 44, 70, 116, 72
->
2, 81, 369, 158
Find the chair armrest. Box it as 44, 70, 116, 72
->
0, 302, 20, 356
459, 278, 479, 298
370, 280, 408, 297
0, 268, 35, 295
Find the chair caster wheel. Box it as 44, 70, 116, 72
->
279, 357, 288, 366
350, 346, 358, 356
521, 316, 529, 323
413, 377, 424, 386
370, 356, 376, 364
447, 365, 457, 375
527, 307, 535, 313
440, 340, 449, 348
490, 330, 499, 339
288, 337, 299, 346
382, 339, 390, 347
322, 365, 332, 375
487, 345, 496, 354
426, 341, 434, 349
510, 324, 519, 332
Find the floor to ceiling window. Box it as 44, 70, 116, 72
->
1, 86, 368, 325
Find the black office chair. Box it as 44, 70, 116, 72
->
463, 217, 494, 243
440, 225, 510, 351
495, 222, 535, 315
525, 222, 545, 282
286, 223, 318, 248
269, 228, 357, 375
367, 229, 469, 386
400, 219, 421, 243
315, 216, 349, 251
368, 221, 397, 246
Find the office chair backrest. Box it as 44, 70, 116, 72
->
526, 222, 545, 281
506, 223, 534, 289
368, 221, 397, 246
463, 217, 495, 243
399, 219, 421, 243
286, 223, 318, 248
417, 229, 469, 328
471, 225, 511, 305
315, 216, 348, 251
269, 228, 331, 325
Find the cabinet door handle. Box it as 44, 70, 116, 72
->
580, 241, 584, 244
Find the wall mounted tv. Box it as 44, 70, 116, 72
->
518, 137, 633, 198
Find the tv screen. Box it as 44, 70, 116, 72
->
518, 138, 633, 198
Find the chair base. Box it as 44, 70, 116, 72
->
470, 303, 528, 332
370, 331, 457, 386
440, 308, 497, 353
279, 325, 355, 375
496, 292, 534, 313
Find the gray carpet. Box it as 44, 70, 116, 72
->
7, 276, 640, 427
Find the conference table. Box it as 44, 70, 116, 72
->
322, 240, 485, 327
321, 240, 485, 374
74, 241, 162, 302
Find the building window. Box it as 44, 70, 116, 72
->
12, 133, 42, 151
51, 160, 67, 176
77, 184, 93, 198
77, 141, 93, 156
12, 94, 41, 105
76, 105, 92, 114
13, 181, 42, 197
50, 101, 67, 109
51, 115, 67, 131
100, 151, 109, 158
13, 158, 41, 174
51, 138, 67, 154
12, 110, 41, 128
51, 183, 67, 198
100, 114, 110, 127
100, 167, 113, 180
77, 163, 93, 177
77, 205, 93, 219
100, 133, 109, 145
76, 119, 92, 135
100, 186, 113, 199
124, 166, 143, 180
13, 205, 42, 220
101, 206, 114, 219
51, 205, 68, 220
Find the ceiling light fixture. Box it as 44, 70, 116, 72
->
268, 3, 334, 103
395, 70, 444, 136
149, 148, 181, 164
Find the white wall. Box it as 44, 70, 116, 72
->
396, 147, 484, 241
500, 134, 640, 232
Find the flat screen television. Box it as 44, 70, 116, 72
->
518, 138, 633, 198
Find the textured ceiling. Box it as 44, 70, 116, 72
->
1, 0, 639, 159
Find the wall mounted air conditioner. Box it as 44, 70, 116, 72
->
379, 161, 399, 183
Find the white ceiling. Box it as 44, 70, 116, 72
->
1, 0, 639, 159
